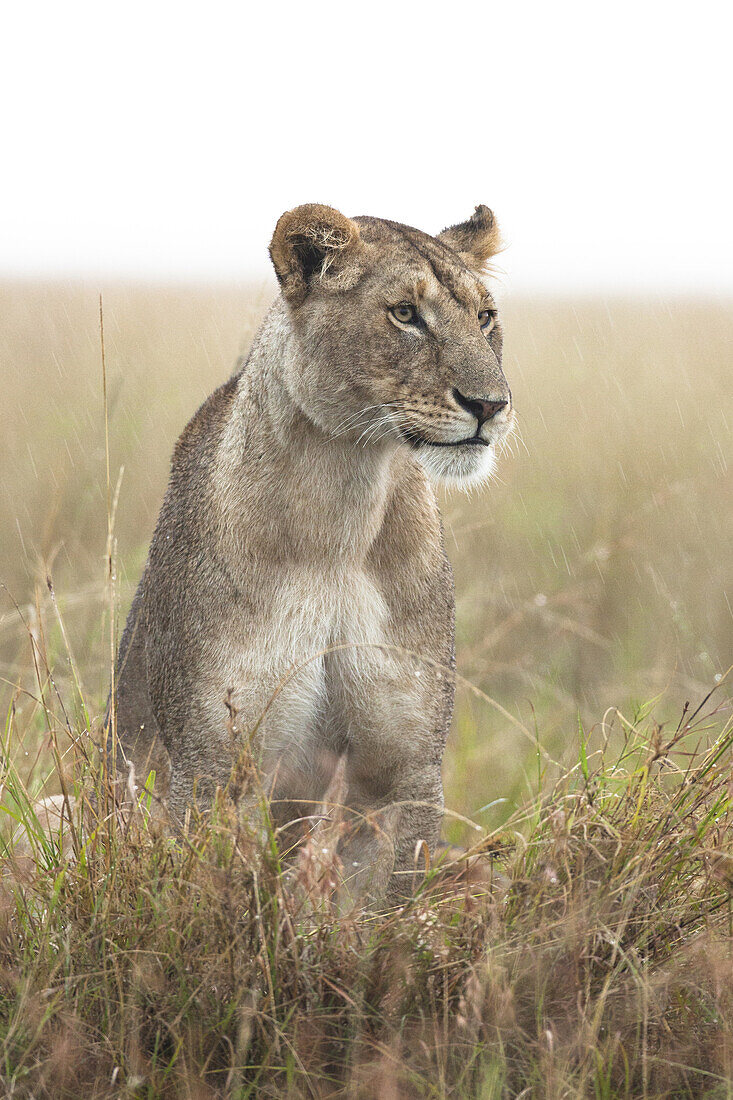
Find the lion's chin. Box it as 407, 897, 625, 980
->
412, 441, 498, 487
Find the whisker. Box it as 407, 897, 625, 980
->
327, 405, 384, 440
366, 415, 404, 447
328, 404, 389, 438
363, 420, 402, 448
327, 402, 405, 442
356, 412, 399, 447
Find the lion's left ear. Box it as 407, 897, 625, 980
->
438, 205, 502, 271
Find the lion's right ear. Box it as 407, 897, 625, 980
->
269, 204, 363, 305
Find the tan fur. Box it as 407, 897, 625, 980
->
269, 204, 364, 303
437, 204, 503, 271
112, 204, 514, 904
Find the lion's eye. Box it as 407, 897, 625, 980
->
390, 302, 417, 325
479, 309, 496, 334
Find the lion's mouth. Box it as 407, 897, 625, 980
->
401, 429, 490, 449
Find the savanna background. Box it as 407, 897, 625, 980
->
1, 1, 732, 1096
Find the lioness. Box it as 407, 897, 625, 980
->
112, 204, 514, 902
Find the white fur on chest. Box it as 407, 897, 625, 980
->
209, 565, 390, 757
266, 564, 389, 665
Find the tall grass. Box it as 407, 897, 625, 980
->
0, 282, 731, 1095
1, 656, 731, 1096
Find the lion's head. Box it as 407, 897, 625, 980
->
269, 203, 514, 485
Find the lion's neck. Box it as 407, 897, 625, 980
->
215, 308, 403, 567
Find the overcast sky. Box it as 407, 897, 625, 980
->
2, 0, 731, 293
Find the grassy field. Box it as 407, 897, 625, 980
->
0, 282, 731, 1096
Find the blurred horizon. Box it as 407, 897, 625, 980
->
4, 274, 733, 303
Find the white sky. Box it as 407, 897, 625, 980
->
1, 0, 731, 293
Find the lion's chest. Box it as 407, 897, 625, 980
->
214, 565, 393, 749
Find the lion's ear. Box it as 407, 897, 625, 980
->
438, 205, 502, 271
269, 204, 363, 305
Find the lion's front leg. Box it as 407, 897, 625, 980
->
336, 757, 444, 907
330, 654, 446, 907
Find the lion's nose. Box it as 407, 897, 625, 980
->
452, 388, 508, 427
